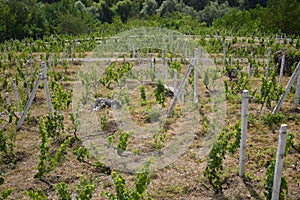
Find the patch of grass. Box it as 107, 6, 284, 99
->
262, 113, 287, 129
145, 108, 161, 123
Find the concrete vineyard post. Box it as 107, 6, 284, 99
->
279, 55, 285, 85
61, 45, 66, 63
293, 71, 300, 109
239, 90, 249, 177
183, 41, 188, 60
271, 124, 288, 200
147, 49, 149, 59
174, 69, 177, 94
5, 92, 10, 107
162, 49, 165, 65
75, 37, 78, 48
16, 73, 42, 131
23, 63, 29, 99
49, 53, 53, 71
41, 62, 52, 113
266, 47, 271, 79
151, 58, 155, 71
247, 62, 251, 76
13, 79, 20, 112
3, 48, 7, 62
51, 52, 55, 70
181, 88, 185, 104
71, 41, 74, 59
132, 43, 135, 58
146, 49, 150, 72
250, 50, 253, 77
194, 48, 199, 105
223, 46, 226, 72
137, 51, 142, 70
29, 58, 33, 79
164, 59, 168, 83
273, 62, 300, 114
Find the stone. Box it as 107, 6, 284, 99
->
91, 98, 121, 111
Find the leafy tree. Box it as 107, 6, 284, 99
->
38, 0, 60, 2
239, 0, 267, 9
0, 0, 35, 40
156, 0, 198, 18
0, 1, 11, 40
155, 0, 164, 6
56, 12, 95, 35
212, 7, 266, 35
87, 5, 100, 18
140, 0, 158, 17
176, 1, 198, 18
156, 0, 177, 17
75, 1, 87, 12
93, 0, 115, 23
183, 0, 209, 10
113, 0, 132, 23
263, 0, 300, 35
199, 1, 233, 26
80, 0, 94, 7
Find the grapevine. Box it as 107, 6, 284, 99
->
203, 122, 241, 193
154, 80, 166, 107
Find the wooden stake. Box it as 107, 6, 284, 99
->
271, 124, 288, 200
239, 90, 249, 177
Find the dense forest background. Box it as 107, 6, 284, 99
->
0, 0, 300, 41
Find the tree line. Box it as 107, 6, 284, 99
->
0, 0, 299, 41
